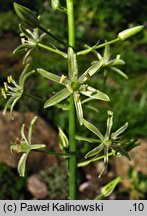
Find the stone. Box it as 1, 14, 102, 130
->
0, 111, 59, 173
27, 174, 48, 199
113, 139, 147, 187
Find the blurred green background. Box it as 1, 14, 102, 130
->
0, 0, 147, 200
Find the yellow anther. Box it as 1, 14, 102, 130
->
1, 88, 7, 99
7, 75, 13, 83
4, 82, 8, 91
21, 38, 26, 44
60, 75, 67, 84
82, 84, 88, 92
20, 33, 25, 37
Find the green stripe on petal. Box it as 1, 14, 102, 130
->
75, 135, 101, 143
83, 119, 103, 140
28, 116, 38, 144
85, 143, 103, 158
105, 110, 113, 140
68, 47, 78, 82
19, 24, 36, 40
111, 122, 128, 140
111, 67, 128, 79
10, 97, 21, 120
74, 92, 84, 125
80, 86, 110, 101
13, 43, 34, 54
44, 88, 71, 108
78, 60, 103, 84
58, 126, 69, 149
30, 144, 46, 150
18, 152, 29, 177
37, 68, 69, 85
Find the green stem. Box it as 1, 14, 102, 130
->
39, 25, 68, 47
77, 38, 120, 56
66, 0, 77, 200
23, 93, 44, 102
32, 149, 72, 157
78, 152, 113, 167
37, 43, 67, 58
66, 0, 75, 48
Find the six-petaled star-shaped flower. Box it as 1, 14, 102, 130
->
37, 47, 110, 125
10, 116, 46, 177
1, 64, 35, 119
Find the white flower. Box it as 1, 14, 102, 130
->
1, 64, 35, 119
10, 116, 46, 177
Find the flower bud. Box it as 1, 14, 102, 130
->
13, 2, 40, 28
118, 25, 144, 41
51, 0, 60, 10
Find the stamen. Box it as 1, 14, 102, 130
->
21, 38, 26, 44
7, 75, 13, 83
60, 75, 67, 84
4, 82, 8, 91
1, 88, 7, 99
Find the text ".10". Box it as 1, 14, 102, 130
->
133, 203, 144, 211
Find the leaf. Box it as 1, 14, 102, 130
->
105, 110, 113, 140
84, 119, 103, 140
111, 67, 128, 79
117, 148, 131, 160
37, 68, 68, 85
13, 2, 40, 28
58, 126, 69, 149
121, 139, 139, 153
44, 88, 71, 108
111, 122, 128, 140
75, 135, 100, 143
18, 152, 29, 177
78, 60, 103, 84
85, 143, 103, 158
80, 86, 110, 101
74, 92, 84, 125
68, 47, 78, 81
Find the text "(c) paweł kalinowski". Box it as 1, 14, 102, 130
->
20, 202, 104, 212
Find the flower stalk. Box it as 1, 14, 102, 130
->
1, 0, 144, 200
66, 0, 77, 200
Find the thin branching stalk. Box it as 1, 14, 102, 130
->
37, 43, 67, 58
